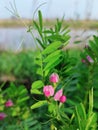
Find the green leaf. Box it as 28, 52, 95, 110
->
89, 88, 93, 114
44, 55, 62, 71
35, 59, 42, 66
86, 113, 97, 130
31, 80, 44, 90
44, 69, 50, 77
36, 68, 43, 76
63, 35, 70, 43
75, 103, 86, 130
43, 50, 61, 63
67, 99, 77, 106
33, 21, 40, 31
42, 41, 62, 55
89, 40, 98, 57
38, 10, 43, 30
35, 51, 42, 59
93, 35, 98, 48
36, 38, 45, 49
31, 89, 42, 95
17, 96, 29, 104
31, 100, 47, 109
76, 103, 86, 120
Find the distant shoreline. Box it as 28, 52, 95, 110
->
0, 19, 98, 29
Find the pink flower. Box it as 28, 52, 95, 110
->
60, 95, 67, 103
49, 73, 59, 83
54, 89, 63, 101
43, 85, 54, 97
81, 59, 86, 63
0, 113, 7, 120
5, 99, 14, 107
54, 89, 67, 103
86, 56, 94, 63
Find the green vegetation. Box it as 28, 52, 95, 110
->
0, 49, 81, 83
0, 11, 98, 130
0, 50, 36, 83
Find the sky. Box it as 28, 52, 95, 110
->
0, 0, 98, 20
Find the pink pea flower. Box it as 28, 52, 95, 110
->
5, 99, 14, 107
43, 85, 54, 97
60, 95, 67, 103
54, 89, 63, 101
86, 56, 94, 63
0, 113, 7, 120
49, 73, 59, 83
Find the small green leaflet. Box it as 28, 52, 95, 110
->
31, 100, 47, 109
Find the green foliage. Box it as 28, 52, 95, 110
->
0, 50, 36, 82
31, 80, 44, 94
29, 11, 70, 81
75, 88, 97, 130
0, 117, 41, 130
30, 11, 98, 130
0, 83, 42, 130
28, 10, 70, 49
31, 100, 47, 110
0, 83, 29, 119
1, 10, 98, 129
30, 12, 72, 119
80, 35, 98, 114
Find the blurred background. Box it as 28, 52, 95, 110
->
0, 0, 98, 20
0, 0, 98, 51
0, 0, 98, 83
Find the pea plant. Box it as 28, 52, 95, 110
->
30, 11, 98, 130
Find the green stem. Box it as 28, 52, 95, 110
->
50, 123, 57, 130
84, 64, 94, 109
84, 90, 89, 110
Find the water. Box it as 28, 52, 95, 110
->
0, 28, 37, 51
0, 28, 97, 51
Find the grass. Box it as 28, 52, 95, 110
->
0, 18, 98, 29
0, 18, 31, 28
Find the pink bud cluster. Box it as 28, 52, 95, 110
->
0, 99, 14, 121
86, 56, 94, 63
81, 55, 94, 64
54, 89, 66, 103
43, 73, 67, 103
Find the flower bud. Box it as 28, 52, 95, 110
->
81, 59, 86, 63
49, 73, 59, 83
59, 95, 67, 103
86, 56, 94, 63
5, 99, 14, 107
0, 113, 7, 120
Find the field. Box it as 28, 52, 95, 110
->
0, 18, 98, 29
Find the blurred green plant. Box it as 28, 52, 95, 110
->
0, 83, 42, 130
80, 35, 98, 115
0, 50, 36, 83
